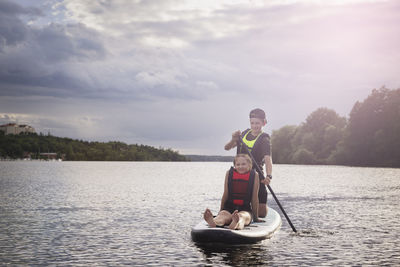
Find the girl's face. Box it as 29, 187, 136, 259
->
250, 118, 265, 135
234, 157, 251, 174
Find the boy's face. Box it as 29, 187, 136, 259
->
250, 118, 266, 133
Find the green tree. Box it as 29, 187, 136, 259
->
0, 133, 187, 161
271, 125, 297, 163
302, 108, 347, 161
345, 87, 400, 167
272, 107, 346, 164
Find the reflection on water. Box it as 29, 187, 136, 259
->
196, 243, 274, 266
0, 162, 399, 266
290, 229, 335, 238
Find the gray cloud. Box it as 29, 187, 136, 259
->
0, 0, 44, 49
0, 1, 107, 98
1, 0, 399, 154
0, 2, 28, 49
0, 3, 213, 102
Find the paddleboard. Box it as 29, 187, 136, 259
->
191, 207, 281, 244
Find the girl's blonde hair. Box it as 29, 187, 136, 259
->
234, 154, 253, 169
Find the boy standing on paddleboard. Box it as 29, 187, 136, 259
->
224, 108, 272, 217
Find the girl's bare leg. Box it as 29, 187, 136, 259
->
204, 209, 232, 227
229, 210, 252, 230
214, 210, 232, 226
203, 208, 216, 227
228, 210, 239, 229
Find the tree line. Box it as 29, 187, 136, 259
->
185, 155, 234, 162
271, 87, 400, 167
1, 87, 398, 166
0, 133, 187, 161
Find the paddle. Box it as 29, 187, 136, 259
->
237, 139, 297, 233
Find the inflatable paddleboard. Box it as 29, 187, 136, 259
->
191, 207, 281, 244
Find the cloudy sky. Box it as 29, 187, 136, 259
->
1, 0, 399, 155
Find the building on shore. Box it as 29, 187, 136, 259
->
0, 123, 36, 135
40, 153, 57, 160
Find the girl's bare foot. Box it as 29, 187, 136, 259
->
228, 210, 239, 230
203, 208, 216, 227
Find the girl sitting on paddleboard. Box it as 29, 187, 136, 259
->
203, 154, 262, 230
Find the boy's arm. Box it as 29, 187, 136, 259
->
224, 130, 241, 150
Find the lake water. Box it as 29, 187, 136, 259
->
0, 161, 399, 266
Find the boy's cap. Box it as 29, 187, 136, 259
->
249, 108, 266, 121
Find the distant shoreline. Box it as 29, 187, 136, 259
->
0, 156, 234, 162
184, 155, 234, 162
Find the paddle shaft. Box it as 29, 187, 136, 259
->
237, 140, 297, 233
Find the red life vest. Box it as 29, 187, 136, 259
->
227, 167, 255, 210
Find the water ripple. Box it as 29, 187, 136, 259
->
1, 162, 399, 266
